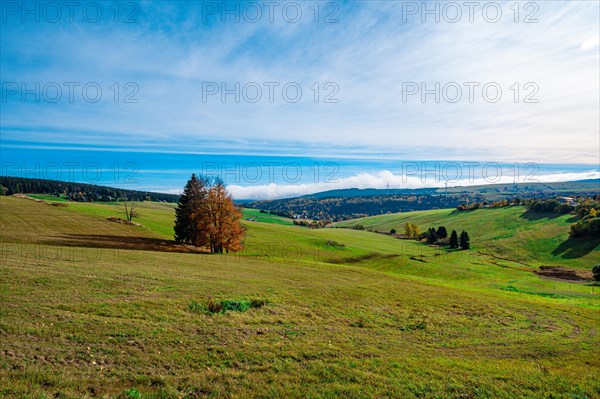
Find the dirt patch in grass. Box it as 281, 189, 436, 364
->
107, 217, 143, 227
12, 193, 69, 207
534, 266, 593, 282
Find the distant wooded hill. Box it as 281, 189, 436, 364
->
249, 194, 481, 221
248, 180, 600, 221
0, 176, 179, 203
300, 180, 600, 199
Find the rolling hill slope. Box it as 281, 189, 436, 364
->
1, 196, 599, 398
333, 206, 600, 269
246, 179, 600, 220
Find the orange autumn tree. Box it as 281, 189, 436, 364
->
174, 175, 244, 253
204, 179, 244, 253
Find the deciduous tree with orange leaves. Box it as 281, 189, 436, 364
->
174, 174, 244, 253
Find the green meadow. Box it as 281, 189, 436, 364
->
334, 207, 599, 269
1, 196, 599, 398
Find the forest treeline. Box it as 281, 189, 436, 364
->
249, 190, 599, 222
249, 194, 487, 221
0, 176, 179, 203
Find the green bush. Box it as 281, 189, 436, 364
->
189, 298, 268, 314
123, 388, 142, 399
220, 300, 251, 312
570, 217, 600, 238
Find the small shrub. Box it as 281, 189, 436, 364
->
250, 299, 268, 308
399, 321, 427, 331
413, 321, 427, 330
123, 388, 142, 399
189, 298, 267, 314
350, 318, 367, 328
220, 300, 251, 313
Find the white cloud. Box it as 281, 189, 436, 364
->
581, 36, 600, 50
227, 170, 600, 200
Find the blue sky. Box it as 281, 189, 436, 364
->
1, 1, 599, 198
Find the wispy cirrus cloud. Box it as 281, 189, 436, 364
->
1, 1, 598, 165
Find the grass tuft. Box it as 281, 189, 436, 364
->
121, 388, 142, 399
188, 297, 268, 314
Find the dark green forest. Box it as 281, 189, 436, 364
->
0, 176, 179, 203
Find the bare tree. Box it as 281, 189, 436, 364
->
123, 198, 140, 222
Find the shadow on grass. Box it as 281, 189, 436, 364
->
42, 234, 209, 254
551, 237, 600, 259
449, 209, 476, 216
519, 211, 562, 221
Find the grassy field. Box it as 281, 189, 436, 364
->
1, 196, 599, 398
241, 208, 294, 226
333, 206, 600, 269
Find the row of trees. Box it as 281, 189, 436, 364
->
427, 226, 470, 249
573, 198, 600, 219
566, 199, 600, 238
293, 219, 333, 228
570, 207, 600, 238
174, 174, 244, 253
526, 198, 573, 215
456, 198, 520, 211
456, 231, 471, 250
400, 223, 470, 249
427, 226, 448, 243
